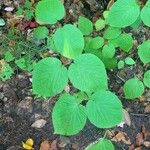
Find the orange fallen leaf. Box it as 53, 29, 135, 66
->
40, 140, 50, 150
111, 131, 131, 145
40, 139, 58, 150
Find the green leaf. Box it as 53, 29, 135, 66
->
53, 24, 84, 59
130, 16, 142, 29
52, 93, 87, 135
32, 57, 68, 97
102, 44, 116, 58
4, 51, 15, 62
118, 60, 125, 69
103, 11, 109, 19
25, 0, 32, 8
104, 27, 121, 40
0, 62, 14, 81
35, 0, 65, 24
78, 16, 93, 35
89, 37, 104, 50
85, 138, 114, 150
123, 78, 145, 99
118, 33, 133, 52
16, 7, 23, 16
33, 26, 49, 40
107, 0, 140, 27
141, 0, 150, 27
0, 18, 5, 26
86, 90, 123, 128
101, 57, 117, 70
138, 40, 150, 64
125, 57, 135, 65
143, 70, 150, 88
95, 19, 105, 31
25, 9, 34, 20
15, 58, 27, 70
68, 54, 108, 93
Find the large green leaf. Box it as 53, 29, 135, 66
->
53, 24, 84, 59
138, 40, 150, 64
35, 0, 65, 24
143, 70, 150, 88
68, 54, 108, 92
123, 78, 145, 99
32, 57, 68, 97
78, 16, 93, 35
86, 91, 123, 128
52, 93, 87, 135
141, 0, 150, 27
85, 138, 114, 150
107, 0, 140, 27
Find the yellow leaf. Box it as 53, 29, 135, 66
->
26, 138, 34, 147
22, 138, 34, 150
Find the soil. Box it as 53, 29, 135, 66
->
0, 0, 150, 150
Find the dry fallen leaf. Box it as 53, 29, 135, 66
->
40, 140, 50, 150
144, 104, 150, 113
142, 126, 150, 139
136, 133, 144, 146
40, 139, 58, 150
123, 109, 131, 126
111, 131, 131, 145
143, 141, 150, 147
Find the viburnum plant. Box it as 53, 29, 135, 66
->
1, 0, 150, 149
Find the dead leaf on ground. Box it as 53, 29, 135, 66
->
111, 131, 131, 145
40, 140, 50, 150
123, 109, 131, 126
136, 133, 144, 146
40, 139, 58, 150
143, 141, 150, 147
142, 126, 150, 139
144, 104, 150, 113
134, 147, 142, 150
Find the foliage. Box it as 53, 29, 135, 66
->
0, 18, 5, 26
143, 70, 150, 88
141, 0, 150, 27
103, 27, 121, 39
78, 16, 93, 35
85, 138, 114, 150
32, 57, 68, 97
68, 54, 108, 92
117, 33, 133, 52
86, 91, 123, 128
33, 26, 49, 40
53, 24, 84, 59
107, 0, 140, 27
123, 78, 145, 99
95, 19, 105, 31
52, 93, 87, 135
138, 40, 150, 64
125, 57, 135, 65
16, 0, 34, 20
35, 0, 65, 24
1, 0, 150, 149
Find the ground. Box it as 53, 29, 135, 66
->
0, 0, 150, 150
